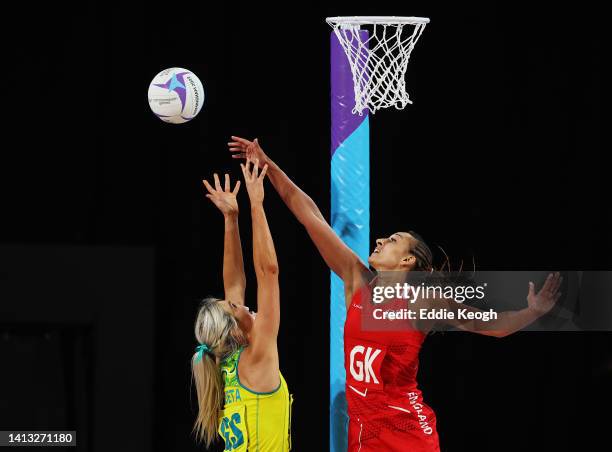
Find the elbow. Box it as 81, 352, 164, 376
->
267, 264, 279, 276
492, 330, 510, 339
301, 210, 325, 231
257, 264, 279, 276
288, 193, 323, 225
304, 195, 324, 221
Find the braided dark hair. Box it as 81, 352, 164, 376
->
407, 230, 434, 271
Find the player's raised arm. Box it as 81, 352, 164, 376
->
229, 136, 370, 298
428, 272, 563, 337
202, 173, 246, 305
240, 158, 280, 360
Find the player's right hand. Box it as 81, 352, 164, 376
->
202, 173, 241, 217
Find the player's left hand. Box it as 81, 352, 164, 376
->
241, 157, 268, 205
527, 272, 562, 316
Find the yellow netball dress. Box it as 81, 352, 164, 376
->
218, 347, 293, 451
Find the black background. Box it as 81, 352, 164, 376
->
2, 0, 609, 451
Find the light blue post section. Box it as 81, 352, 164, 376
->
330, 30, 370, 452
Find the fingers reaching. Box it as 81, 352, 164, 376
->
240, 157, 268, 182
229, 143, 245, 152
228, 136, 260, 163
253, 158, 260, 178
202, 179, 215, 195
203, 174, 240, 195
535, 272, 562, 303
228, 136, 252, 154
539, 273, 553, 295
230, 136, 252, 146
551, 273, 563, 295
201, 170, 242, 217
259, 163, 269, 180
241, 158, 252, 180
528, 272, 563, 316
539, 272, 558, 296
547, 272, 561, 296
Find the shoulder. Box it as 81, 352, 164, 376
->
237, 345, 280, 393
345, 266, 375, 308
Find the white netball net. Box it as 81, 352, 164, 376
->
327, 16, 429, 115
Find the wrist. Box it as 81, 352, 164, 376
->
523, 306, 541, 319
250, 201, 264, 210
224, 212, 239, 221
266, 158, 279, 173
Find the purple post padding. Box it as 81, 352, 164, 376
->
330, 29, 370, 452
331, 30, 369, 156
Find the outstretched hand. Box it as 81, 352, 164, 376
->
527, 272, 562, 316
229, 136, 270, 168
202, 173, 241, 217
240, 157, 268, 205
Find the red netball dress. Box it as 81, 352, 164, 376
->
344, 282, 441, 451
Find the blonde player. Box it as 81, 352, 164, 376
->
191, 158, 292, 451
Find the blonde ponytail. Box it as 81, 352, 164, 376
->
191, 351, 223, 446
191, 298, 246, 446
